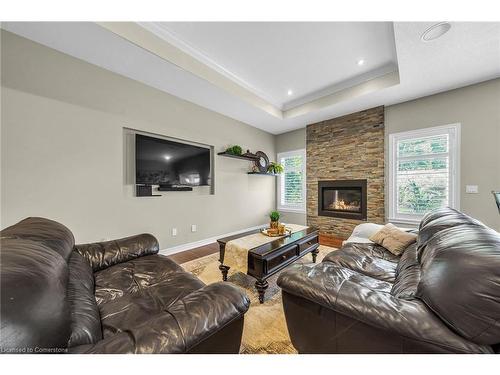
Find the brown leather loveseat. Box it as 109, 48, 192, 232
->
0, 217, 250, 353
277, 208, 500, 353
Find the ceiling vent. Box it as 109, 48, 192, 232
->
421, 22, 452, 42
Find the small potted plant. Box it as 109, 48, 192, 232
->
267, 162, 284, 174
226, 145, 243, 156
269, 210, 280, 229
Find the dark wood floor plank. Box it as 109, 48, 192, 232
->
168, 242, 219, 264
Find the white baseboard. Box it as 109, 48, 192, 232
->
159, 224, 267, 256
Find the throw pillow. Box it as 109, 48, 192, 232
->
369, 223, 417, 256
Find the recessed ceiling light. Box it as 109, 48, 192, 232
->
357, 59, 365, 66
287, 89, 293, 96
164, 155, 171, 160
421, 22, 451, 42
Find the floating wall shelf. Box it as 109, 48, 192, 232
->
247, 172, 278, 177
217, 151, 258, 161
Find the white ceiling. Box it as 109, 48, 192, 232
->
2, 22, 500, 134
144, 22, 398, 109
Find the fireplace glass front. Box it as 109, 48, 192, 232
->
322, 187, 362, 214
318, 180, 367, 220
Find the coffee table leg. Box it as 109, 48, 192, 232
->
311, 248, 319, 263
219, 264, 230, 281
255, 279, 269, 304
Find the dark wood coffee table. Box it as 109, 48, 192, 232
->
217, 227, 319, 303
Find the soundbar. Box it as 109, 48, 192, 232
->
158, 186, 193, 192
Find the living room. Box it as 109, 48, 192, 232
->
1, 0, 500, 373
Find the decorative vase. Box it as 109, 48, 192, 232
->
270, 220, 279, 229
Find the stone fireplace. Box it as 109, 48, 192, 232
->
318, 180, 367, 220
306, 106, 385, 239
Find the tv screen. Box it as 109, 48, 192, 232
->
135, 134, 211, 186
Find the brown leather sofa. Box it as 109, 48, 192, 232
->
0, 217, 250, 354
277, 208, 500, 353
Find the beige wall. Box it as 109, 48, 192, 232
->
385, 79, 500, 231
275, 128, 307, 225
1, 31, 276, 249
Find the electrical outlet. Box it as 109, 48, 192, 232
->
466, 185, 479, 194
171, 228, 177, 236
191, 224, 197, 233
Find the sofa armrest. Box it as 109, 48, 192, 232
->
277, 263, 492, 353
70, 282, 250, 354
74, 233, 159, 272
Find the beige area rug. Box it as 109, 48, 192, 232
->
181, 245, 336, 354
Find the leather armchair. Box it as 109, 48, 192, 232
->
278, 208, 500, 353
1, 217, 250, 354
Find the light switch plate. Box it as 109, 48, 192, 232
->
191, 224, 197, 232
465, 185, 479, 194
172, 228, 177, 236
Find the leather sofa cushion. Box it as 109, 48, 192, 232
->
67, 252, 102, 347
94, 254, 206, 337
0, 238, 71, 352
347, 242, 400, 262
417, 208, 500, 345
322, 242, 398, 282
417, 207, 485, 252
391, 243, 420, 299
1, 217, 75, 261
94, 254, 187, 305
369, 223, 417, 256
74, 233, 159, 272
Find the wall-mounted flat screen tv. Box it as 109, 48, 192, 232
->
135, 134, 211, 186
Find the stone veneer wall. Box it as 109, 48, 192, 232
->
306, 106, 385, 238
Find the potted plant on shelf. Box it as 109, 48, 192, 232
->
269, 210, 280, 229
225, 145, 243, 156
267, 162, 284, 175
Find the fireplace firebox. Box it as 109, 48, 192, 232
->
318, 180, 367, 220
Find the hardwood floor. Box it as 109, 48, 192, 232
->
167, 242, 219, 264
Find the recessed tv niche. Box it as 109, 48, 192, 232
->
135, 134, 211, 188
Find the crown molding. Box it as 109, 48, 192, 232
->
137, 22, 282, 109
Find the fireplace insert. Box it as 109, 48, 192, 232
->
318, 180, 367, 220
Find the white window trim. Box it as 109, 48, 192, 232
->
388, 123, 461, 225
277, 149, 306, 213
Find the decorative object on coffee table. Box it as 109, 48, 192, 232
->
217, 225, 319, 303
269, 210, 280, 229
253, 151, 270, 173
261, 226, 291, 237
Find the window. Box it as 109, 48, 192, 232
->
389, 124, 460, 224
277, 149, 306, 213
